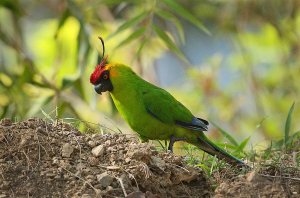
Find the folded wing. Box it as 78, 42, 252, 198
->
142, 87, 208, 132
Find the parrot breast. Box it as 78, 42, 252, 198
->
108, 64, 176, 141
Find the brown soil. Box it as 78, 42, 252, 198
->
0, 118, 211, 198
0, 118, 299, 198
214, 171, 300, 198
212, 150, 300, 197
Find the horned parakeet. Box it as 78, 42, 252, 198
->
90, 57, 246, 167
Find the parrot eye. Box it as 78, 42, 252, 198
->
103, 74, 108, 80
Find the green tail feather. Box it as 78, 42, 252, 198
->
191, 136, 248, 167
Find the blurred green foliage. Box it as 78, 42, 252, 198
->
0, 0, 300, 150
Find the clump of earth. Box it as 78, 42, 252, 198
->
0, 118, 299, 197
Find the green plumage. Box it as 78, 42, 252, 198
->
106, 64, 246, 166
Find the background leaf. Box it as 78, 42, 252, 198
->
54, 9, 71, 38
115, 27, 146, 49
108, 11, 149, 39
155, 9, 185, 43
153, 24, 187, 63
162, 0, 210, 35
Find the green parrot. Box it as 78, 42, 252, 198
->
90, 57, 247, 167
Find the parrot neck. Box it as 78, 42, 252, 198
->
110, 73, 140, 101
109, 65, 143, 105
108, 66, 146, 126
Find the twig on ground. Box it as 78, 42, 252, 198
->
61, 167, 101, 197
172, 164, 190, 173
259, 173, 300, 181
116, 177, 127, 197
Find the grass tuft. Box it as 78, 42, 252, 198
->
284, 102, 295, 150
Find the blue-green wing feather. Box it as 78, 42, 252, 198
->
141, 86, 208, 131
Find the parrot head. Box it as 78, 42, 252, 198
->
90, 56, 113, 94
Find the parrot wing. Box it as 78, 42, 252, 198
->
176, 117, 208, 131
142, 87, 208, 131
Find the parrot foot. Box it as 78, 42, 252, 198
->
168, 135, 186, 153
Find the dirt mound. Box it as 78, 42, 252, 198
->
1, 118, 299, 197
214, 172, 299, 198
213, 158, 300, 197
0, 118, 212, 197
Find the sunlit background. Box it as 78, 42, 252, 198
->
1, 0, 299, 153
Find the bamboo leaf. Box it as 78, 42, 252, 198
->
74, 79, 86, 100
62, 75, 80, 90
284, 102, 295, 148
108, 11, 149, 39
153, 24, 187, 62
115, 27, 146, 49
155, 9, 185, 43
0, 0, 23, 16
30, 80, 50, 88
76, 26, 91, 68
153, 24, 177, 51
68, 0, 84, 24
136, 39, 147, 57
54, 9, 71, 38
162, 0, 210, 35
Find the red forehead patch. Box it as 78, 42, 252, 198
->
90, 56, 108, 85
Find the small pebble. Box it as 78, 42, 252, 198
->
61, 143, 74, 157
92, 145, 105, 157
97, 172, 114, 188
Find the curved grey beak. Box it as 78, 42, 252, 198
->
94, 84, 103, 95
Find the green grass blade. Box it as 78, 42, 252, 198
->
236, 136, 251, 153
289, 130, 300, 147
210, 121, 239, 147
196, 163, 210, 174
41, 108, 54, 122
216, 143, 236, 150
209, 155, 217, 175
284, 102, 295, 148
156, 140, 167, 151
